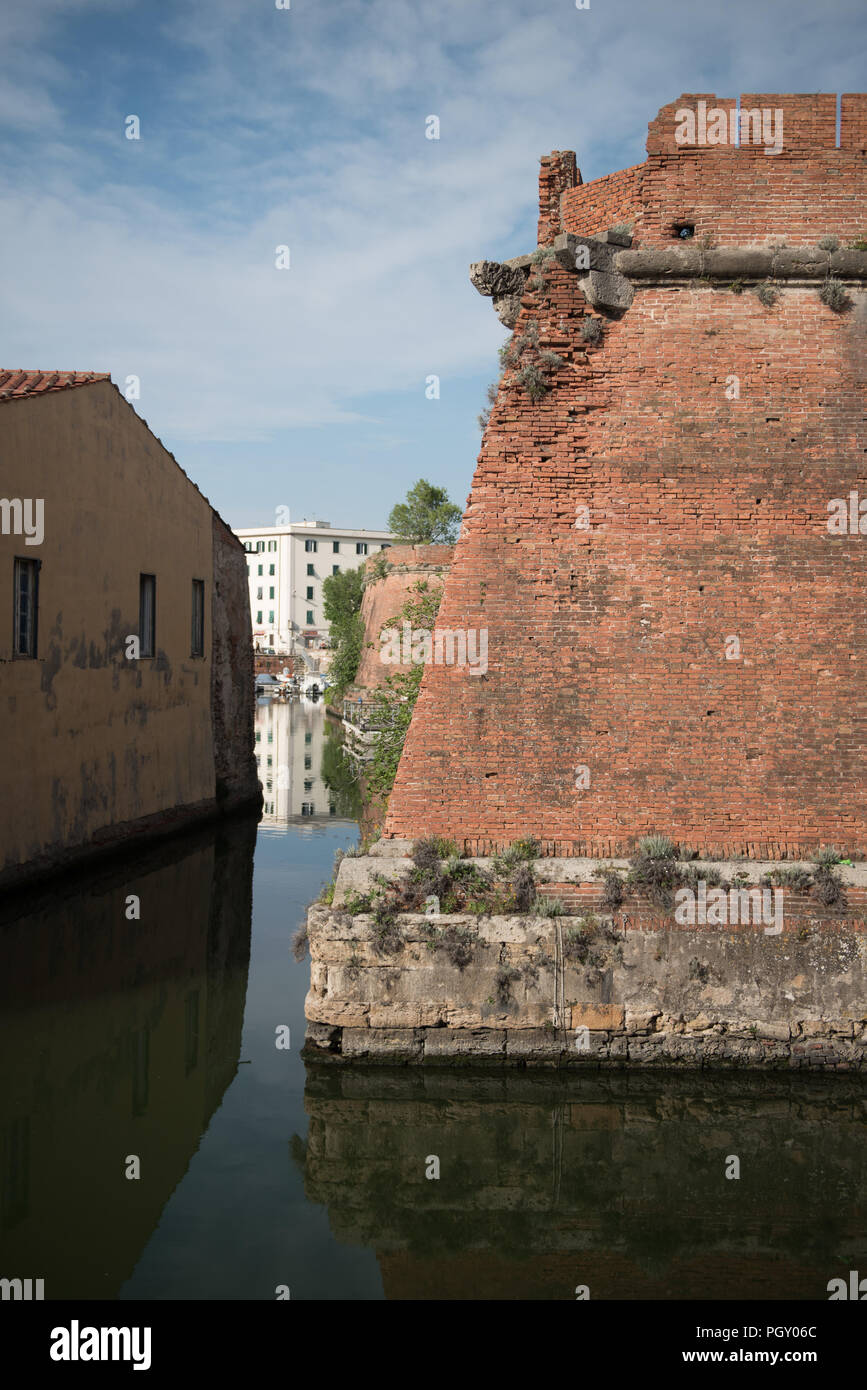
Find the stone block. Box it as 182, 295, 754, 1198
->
342, 1028, 423, 1060
571, 1003, 624, 1030
578, 269, 634, 310
422, 1028, 507, 1059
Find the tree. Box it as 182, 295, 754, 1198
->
386, 479, 461, 545
322, 567, 365, 697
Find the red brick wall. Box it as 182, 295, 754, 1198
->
562, 92, 867, 248
383, 95, 867, 858
353, 545, 452, 691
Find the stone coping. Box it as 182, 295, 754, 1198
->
336, 851, 867, 907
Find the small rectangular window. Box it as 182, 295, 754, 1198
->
356, 542, 368, 555
306, 609, 314, 624
332, 565, 340, 575
269, 564, 275, 575
305, 539, 318, 552
306, 563, 314, 576
258, 564, 263, 576
256, 586, 263, 600
268, 610, 274, 623
13, 557, 39, 657
306, 585, 314, 600
304, 755, 312, 770
332, 541, 340, 553
191, 579, 205, 657
256, 610, 263, 624
269, 586, 274, 599
139, 574, 155, 658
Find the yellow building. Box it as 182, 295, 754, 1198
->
0, 370, 259, 891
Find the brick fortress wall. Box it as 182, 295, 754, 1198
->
384, 94, 867, 858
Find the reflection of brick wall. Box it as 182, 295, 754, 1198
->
385, 94, 867, 858
353, 545, 452, 692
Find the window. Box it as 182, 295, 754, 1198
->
256, 610, 263, 624
356, 542, 368, 555
268, 610, 274, 623
304, 779, 313, 792
306, 585, 314, 600
332, 541, 340, 553
255, 732, 261, 743
306, 563, 314, 576
267, 755, 273, 767
13, 558, 39, 657
301, 803, 313, 817
269, 564, 275, 576
257, 541, 264, 552
304, 754, 312, 770
269, 633, 274, 644
306, 609, 314, 624
258, 564, 263, 576
267, 730, 273, 743
305, 539, 317, 553
139, 574, 155, 657
269, 586, 275, 599
329, 804, 336, 816
191, 579, 205, 657
256, 587, 263, 600
304, 732, 312, 745
332, 565, 340, 575
269, 541, 276, 552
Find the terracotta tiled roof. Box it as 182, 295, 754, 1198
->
0, 370, 110, 402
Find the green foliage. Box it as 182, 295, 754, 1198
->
755, 281, 778, 307
320, 722, 363, 819
636, 834, 677, 861
819, 278, 851, 312
367, 551, 392, 583
535, 895, 565, 917
366, 581, 444, 799
322, 567, 366, 699
387, 478, 462, 545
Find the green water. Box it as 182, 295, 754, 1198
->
0, 703, 864, 1300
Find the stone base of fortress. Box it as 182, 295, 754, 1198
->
303, 850, 867, 1071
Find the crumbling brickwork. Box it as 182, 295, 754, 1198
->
384, 94, 867, 858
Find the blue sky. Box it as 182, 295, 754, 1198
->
2, 0, 864, 529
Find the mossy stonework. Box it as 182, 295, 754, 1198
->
304, 848, 867, 1069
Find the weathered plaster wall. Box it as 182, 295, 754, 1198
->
304, 852, 867, 1069
0, 382, 258, 889
211, 514, 259, 808
384, 93, 867, 858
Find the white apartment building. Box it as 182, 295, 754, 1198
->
233, 520, 393, 656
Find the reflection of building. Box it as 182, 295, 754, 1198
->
234, 520, 392, 656
299, 1065, 867, 1301
0, 370, 258, 892
256, 700, 351, 825
0, 817, 255, 1298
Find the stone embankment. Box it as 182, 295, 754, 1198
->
303, 842, 867, 1069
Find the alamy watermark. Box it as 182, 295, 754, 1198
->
674, 101, 783, 156
827, 490, 867, 535
0, 498, 44, 545
674, 882, 783, 935
380, 623, 488, 676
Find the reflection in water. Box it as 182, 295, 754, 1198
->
298, 1066, 867, 1301
256, 699, 360, 828
0, 817, 256, 1299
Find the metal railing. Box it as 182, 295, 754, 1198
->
342, 699, 397, 732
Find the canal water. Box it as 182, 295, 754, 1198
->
1, 699, 864, 1301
